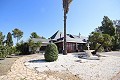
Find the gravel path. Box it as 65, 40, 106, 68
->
99, 51, 120, 80
0, 52, 120, 80
99, 51, 120, 57
0, 54, 80, 80
25, 53, 120, 80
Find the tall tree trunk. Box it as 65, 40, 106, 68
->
92, 40, 105, 55
63, 8, 67, 55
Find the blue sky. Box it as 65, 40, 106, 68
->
0, 0, 120, 44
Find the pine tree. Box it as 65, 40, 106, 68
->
12, 28, 23, 43
6, 32, 13, 47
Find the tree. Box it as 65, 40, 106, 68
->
89, 32, 112, 54
12, 28, 23, 43
0, 32, 6, 58
113, 20, 120, 50
94, 16, 120, 50
30, 32, 40, 38
0, 45, 7, 58
62, 0, 72, 55
98, 16, 115, 36
6, 32, 13, 47
89, 32, 103, 50
0, 32, 5, 45
28, 39, 41, 54
16, 41, 29, 55
89, 16, 120, 52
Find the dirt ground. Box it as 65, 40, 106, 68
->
42, 71, 81, 80
0, 56, 20, 76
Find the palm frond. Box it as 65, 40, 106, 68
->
63, 0, 73, 14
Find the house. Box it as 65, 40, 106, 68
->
50, 30, 87, 53
30, 30, 87, 53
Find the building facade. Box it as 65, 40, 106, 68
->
30, 30, 87, 53
50, 30, 87, 53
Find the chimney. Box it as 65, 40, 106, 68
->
79, 33, 81, 38
60, 32, 62, 38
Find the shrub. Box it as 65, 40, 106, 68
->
0, 45, 7, 59
44, 43, 58, 62
16, 42, 30, 55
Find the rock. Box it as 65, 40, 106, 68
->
87, 56, 100, 60
85, 50, 93, 57
85, 50, 100, 60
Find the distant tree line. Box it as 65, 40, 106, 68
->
0, 28, 46, 59
88, 16, 120, 54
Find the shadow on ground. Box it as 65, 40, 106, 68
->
28, 59, 46, 63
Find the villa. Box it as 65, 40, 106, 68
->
31, 30, 87, 53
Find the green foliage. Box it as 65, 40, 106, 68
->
16, 42, 29, 55
0, 32, 5, 45
89, 32, 112, 51
6, 32, 13, 47
0, 32, 7, 58
30, 32, 40, 38
28, 39, 41, 54
6, 46, 17, 55
112, 20, 120, 50
98, 16, 115, 36
0, 45, 7, 58
102, 34, 112, 46
95, 44, 104, 52
12, 28, 23, 43
44, 43, 58, 62
89, 16, 119, 52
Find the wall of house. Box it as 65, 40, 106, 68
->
66, 42, 76, 53
56, 42, 63, 53
56, 42, 86, 53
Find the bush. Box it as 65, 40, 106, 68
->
44, 43, 58, 62
0, 45, 7, 59
16, 42, 30, 55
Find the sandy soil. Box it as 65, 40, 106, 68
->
0, 56, 20, 76
42, 71, 80, 80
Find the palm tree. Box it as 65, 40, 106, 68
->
62, 0, 72, 55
